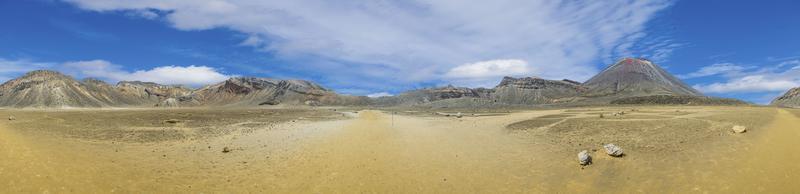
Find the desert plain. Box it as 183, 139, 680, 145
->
1, 105, 799, 193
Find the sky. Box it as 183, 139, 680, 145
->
0, 0, 799, 103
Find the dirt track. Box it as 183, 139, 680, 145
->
1, 107, 800, 193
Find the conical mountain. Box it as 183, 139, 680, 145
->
581, 58, 702, 97
771, 87, 800, 108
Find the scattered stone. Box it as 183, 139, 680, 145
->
732, 125, 747, 133
578, 150, 592, 165
456, 112, 463, 118
8, 115, 15, 121
603, 144, 624, 157
599, 113, 604, 118
164, 119, 181, 124
222, 147, 232, 153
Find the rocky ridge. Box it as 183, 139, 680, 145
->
771, 87, 800, 108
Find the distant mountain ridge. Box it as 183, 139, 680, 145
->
0, 58, 732, 108
0, 70, 192, 108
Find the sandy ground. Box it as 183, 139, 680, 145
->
1, 106, 799, 193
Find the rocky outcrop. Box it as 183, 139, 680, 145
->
491, 76, 585, 104
116, 81, 191, 100
581, 58, 702, 97
771, 87, 800, 108
372, 85, 492, 106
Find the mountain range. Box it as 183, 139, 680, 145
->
0, 58, 753, 108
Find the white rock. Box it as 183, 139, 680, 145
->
732, 125, 747, 133
8, 116, 15, 121
603, 144, 624, 157
578, 150, 592, 165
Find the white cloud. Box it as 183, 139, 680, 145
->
693, 75, 797, 93
443, 59, 531, 87
366, 92, 393, 98
678, 63, 750, 79
63, 0, 672, 87
0, 58, 55, 82
445, 59, 531, 79
1, 58, 231, 86
692, 61, 800, 94
125, 9, 160, 19
62, 60, 231, 86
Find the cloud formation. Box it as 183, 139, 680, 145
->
0, 58, 231, 87
62, 60, 231, 86
0, 58, 56, 82
444, 59, 530, 87
366, 92, 393, 98
678, 63, 752, 79
691, 60, 800, 94
64, 0, 672, 88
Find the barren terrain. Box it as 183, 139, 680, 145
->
1, 106, 799, 193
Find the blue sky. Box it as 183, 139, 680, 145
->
0, 0, 799, 103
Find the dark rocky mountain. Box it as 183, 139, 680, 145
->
581, 58, 702, 97
771, 87, 800, 108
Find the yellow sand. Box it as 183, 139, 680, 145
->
1, 108, 799, 193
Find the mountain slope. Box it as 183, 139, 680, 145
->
771, 87, 800, 108
581, 58, 701, 97
0, 70, 122, 108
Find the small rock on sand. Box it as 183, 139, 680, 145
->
8, 116, 15, 120
578, 150, 592, 165
603, 144, 624, 157
222, 147, 232, 153
732, 125, 747, 133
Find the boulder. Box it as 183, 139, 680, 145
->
578, 150, 592, 165
8, 115, 15, 120
603, 144, 624, 157
732, 125, 747, 133
156, 98, 179, 107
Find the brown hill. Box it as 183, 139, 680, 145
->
771, 87, 800, 108
185, 77, 367, 107
0, 70, 124, 108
